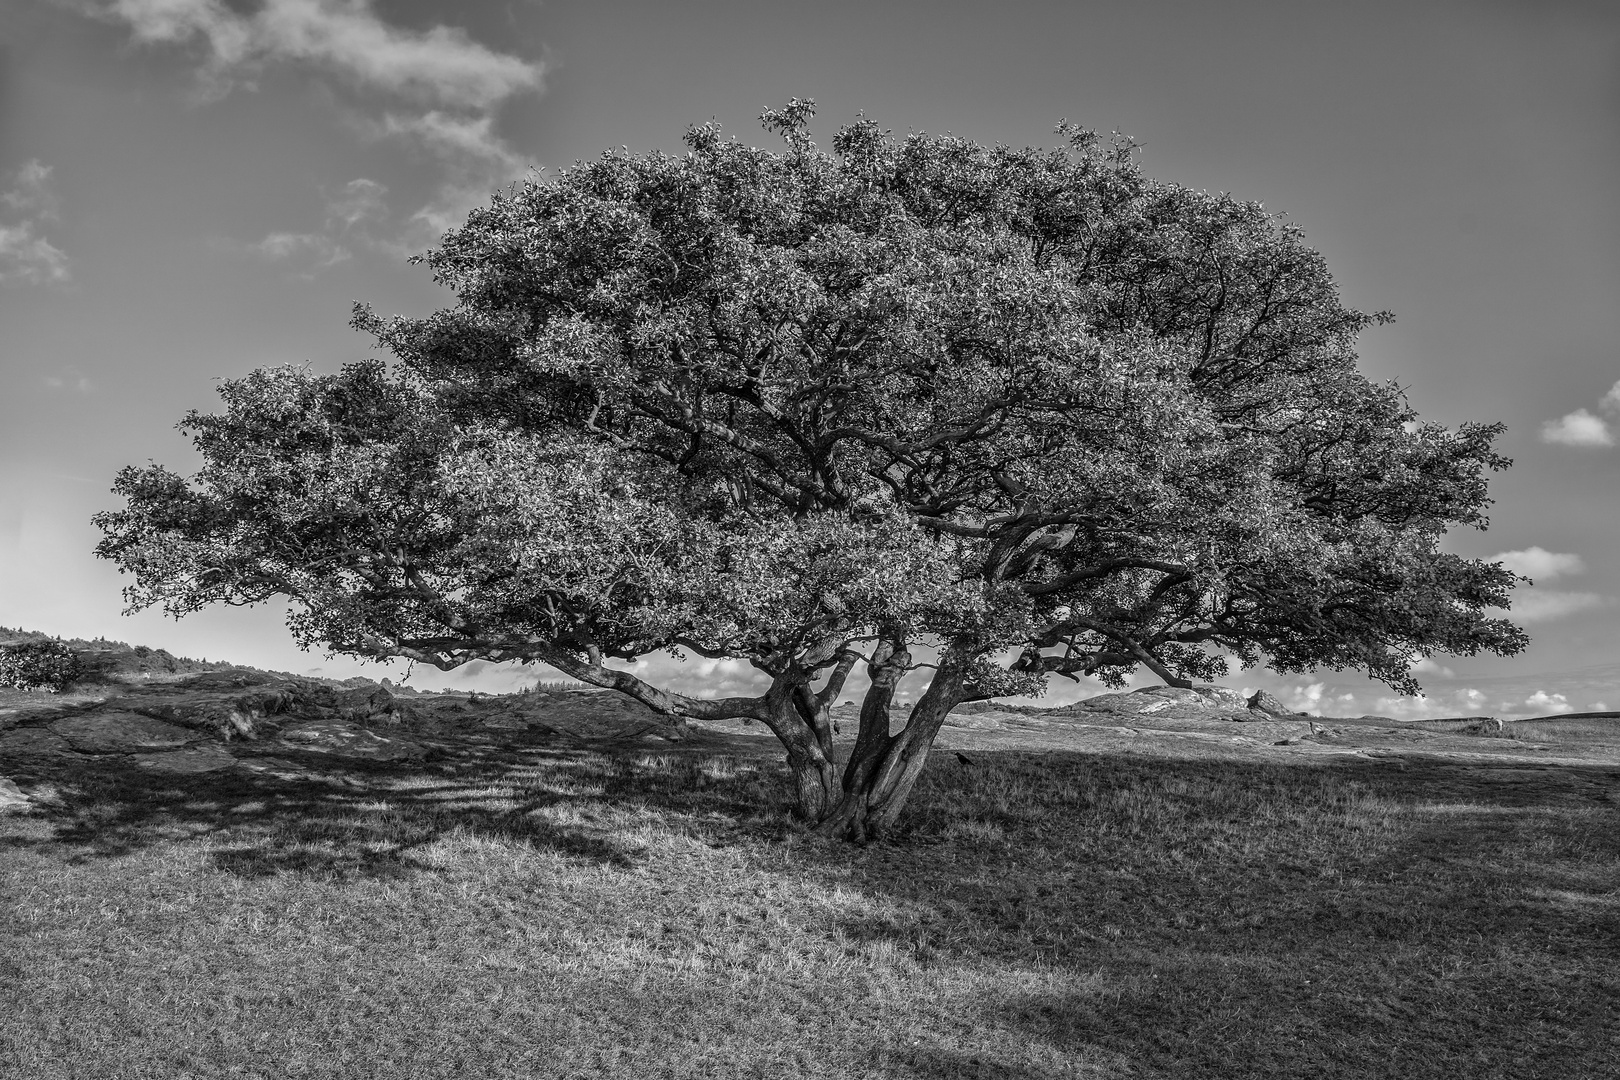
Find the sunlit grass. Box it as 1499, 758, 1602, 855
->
3, 743, 1617, 1078
1512, 717, 1620, 745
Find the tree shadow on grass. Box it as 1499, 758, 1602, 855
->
5, 725, 1619, 1076
809, 750, 1620, 1080
0, 732, 778, 876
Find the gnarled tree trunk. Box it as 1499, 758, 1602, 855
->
815, 639, 970, 842
760, 675, 841, 822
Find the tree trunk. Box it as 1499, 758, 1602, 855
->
759, 680, 840, 822
815, 641, 970, 842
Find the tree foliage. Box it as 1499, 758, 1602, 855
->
96, 102, 1526, 838
0, 639, 84, 693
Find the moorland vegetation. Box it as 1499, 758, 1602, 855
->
1, 633, 1616, 1078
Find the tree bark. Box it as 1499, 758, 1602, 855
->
760, 678, 840, 822
815, 639, 970, 842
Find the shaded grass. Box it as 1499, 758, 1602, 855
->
3, 740, 1618, 1079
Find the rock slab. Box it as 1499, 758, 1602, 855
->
51, 712, 202, 754
278, 720, 424, 760
0, 776, 31, 812
135, 746, 239, 773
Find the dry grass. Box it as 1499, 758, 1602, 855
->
1510, 717, 1620, 747
2, 737, 1617, 1079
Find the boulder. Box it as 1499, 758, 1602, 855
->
1247, 690, 1298, 718
1195, 686, 1253, 710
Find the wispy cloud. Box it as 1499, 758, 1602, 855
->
1, 160, 63, 220
43, 371, 95, 393
1492, 546, 1585, 582
93, 0, 541, 108
1522, 690, 1575, 715
246, 230, 350, 271
1489, 545, 1604, 623
322, 176, 387, 233
1542, 379, 1620, 447
86, 0, 543, 252
1408, 656, 1455, 678
367, 111, 529, 248
227, 178, 390, 275
1499, 588, 1604, 622
0, 160, 71, 286
1357, 687, 1497, 720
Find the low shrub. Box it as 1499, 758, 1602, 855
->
0, 639, 84, 693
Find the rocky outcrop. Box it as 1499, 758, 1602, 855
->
0, 669, 687, 787
277, 719, 425, 760
1246, 690, 1299, 718
101, 670, 414, 742
1059, 685, 1260, 722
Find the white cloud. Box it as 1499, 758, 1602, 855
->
0, 161, 70, 286
323, 177, 388, 233
365, 112, 525, 247
0, 223, 71, 285
89, 1, 541, 252
248, 231, 350, 270
1361, 689, 1490, 720
380, 110, 522, 171
1498, 588, 1604, 623
223, 179, 387, 275
1408, 656, 1455, 678
1369, 695, 1438, 719
1491, 546, 1586, 583
1486, 547, 1604, 623
1, 160, 62, 220
96, 0, 542, 109
1601, 380, 1620, 414
1541, 408, 1612, 447
1285, 682, 1326, 714
1523, 690, 1574, 715
42, 372, 95, 393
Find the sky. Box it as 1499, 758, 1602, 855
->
1, 0, 1617, 717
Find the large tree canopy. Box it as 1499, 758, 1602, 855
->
97, 102, 1527, 839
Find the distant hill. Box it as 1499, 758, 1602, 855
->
0, 626, 239, 684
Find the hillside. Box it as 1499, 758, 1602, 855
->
4, 633, 1619, 793
3, 632, 1618, 1077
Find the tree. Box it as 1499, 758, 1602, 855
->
96, 102, 1527, 840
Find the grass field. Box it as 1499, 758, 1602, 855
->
1510, 716, 1620, 747
3, 736, 1617, 1079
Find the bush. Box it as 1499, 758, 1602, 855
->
0, 639, 84, 693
